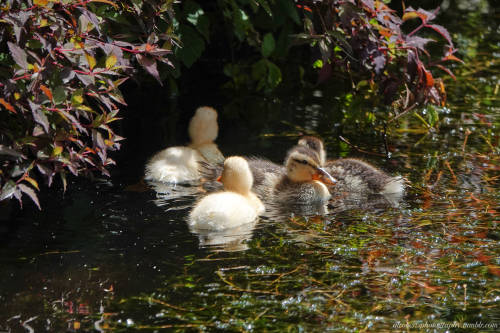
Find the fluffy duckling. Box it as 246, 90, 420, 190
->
144, 106, 224, 183
298, 136, 404, 195
255, 145, 337, 205
189, 156, 264, 231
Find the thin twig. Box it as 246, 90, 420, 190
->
338, 136, 386, 157
388, 102, 419, 123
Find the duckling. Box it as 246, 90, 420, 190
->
188, 156, 264, 231
144, 106, 224, 183
200, 144, 336, 205
256, 145, 337, 205
297, 136, 405, 195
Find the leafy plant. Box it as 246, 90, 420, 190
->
0, 0, 174, 208
296, 1, 461, 112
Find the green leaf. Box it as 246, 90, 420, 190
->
71, 89, 84, 106
175, 24, 205, 68
278, 0, 300, 25
261, 33, 275, 58
183, 0, 210, 41
53, 86, 67, 104
313, 59, 323, 69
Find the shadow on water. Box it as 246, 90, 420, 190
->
1, 4, 499, 333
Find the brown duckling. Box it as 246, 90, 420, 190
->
200, 144, 337, 205
298, 136, 405, 195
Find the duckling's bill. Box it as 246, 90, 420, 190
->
313, 167, 337, 185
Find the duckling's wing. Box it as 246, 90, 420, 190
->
325, 158, 396, 193
246, 157, 284, 188
198, 160, 224, 192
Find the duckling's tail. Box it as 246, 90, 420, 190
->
381, 176, 406, 195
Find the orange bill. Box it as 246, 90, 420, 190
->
313, 167, 337, 185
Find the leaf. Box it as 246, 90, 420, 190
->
7, 41, 28, 69
71, 89, 84, 105
52, 146, 63, 156
24, 176, 40, 191
105, 54, 117, 69
29, 101, 50, 133
261, 33, 275, 58
85, 52, 96, 70
18, 184, 41, 210
60, 172, 67, 192
426, 24, 453, 47
53, 86, 67, 104
136, 54, 162, 85
88, 0, 118, 8
435, 64, 456, 80
0, 181, 17, 201
0, 98, 16, 113
0, 145, 24, 159
405, 36, 434, 51
34, 0, 48, 6
278, 0, 300, 25
423, 68, 434, 87
40, 84, 53, 100
175, 24, 205, 68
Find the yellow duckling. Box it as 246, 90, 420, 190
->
189, 156, 264, 231
298, 136, 405, 195
144, 106, 224, 183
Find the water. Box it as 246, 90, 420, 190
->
1, 7, 499, 333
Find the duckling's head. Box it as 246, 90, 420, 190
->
285, 146, 336, 184
297, 136, 326, 165
188, 106, 219, 145
220, 156, 253, 194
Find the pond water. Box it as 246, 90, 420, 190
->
1, 7, 499, 333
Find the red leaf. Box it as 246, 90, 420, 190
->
40, 84, 53, 100
423, 68, 434, 87
0, 98, 16, 113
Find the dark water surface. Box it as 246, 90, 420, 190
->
1, 7, 499, 333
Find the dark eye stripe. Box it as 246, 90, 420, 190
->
293, 158, 309, 165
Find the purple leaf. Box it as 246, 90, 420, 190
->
136, 54, 162, 85
29, 101, 50, 133
7, 42, 28, 69
372, 54, 386, 74
0, 145, 25, 160
405, 36, 434, 51
426, 24, 453, 47
18, 184, 41, 210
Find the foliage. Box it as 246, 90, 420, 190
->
297, 0, 462, 112
0, 0, 174, 208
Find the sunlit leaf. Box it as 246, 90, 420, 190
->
34, 0, 48, 6
24, 176, 40, 191
88, 0, 118, 9
0, 98, 16, 113
52, 146, 63, 156
105, 54, 117, 69
18, 184, 40, 210
85, 52, 97, 70
40, 84, 53, 101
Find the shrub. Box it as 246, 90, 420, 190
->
0, 0, 174, 208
